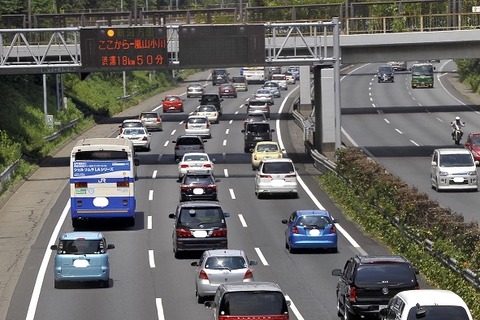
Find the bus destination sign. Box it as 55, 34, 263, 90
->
80, 27, 168, 71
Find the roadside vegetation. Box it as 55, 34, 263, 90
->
319, 147, 480, 318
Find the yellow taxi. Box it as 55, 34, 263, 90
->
251, 141, 284, 170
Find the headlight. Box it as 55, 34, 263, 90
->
438, 171, 448, 176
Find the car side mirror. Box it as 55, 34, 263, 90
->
249, 260, 258, 266
168, 213, 176, 219
107, 244, 115, 250
241, 129, 245, 133
431, 161, 437, 166
281, 219, 288, 224
191, 261, 199, 267
331, 269, 342, 276
223, 212, 230, 218
204, 301, 215, 309
271, 129, 276, 132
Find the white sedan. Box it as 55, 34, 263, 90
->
194, 105, 219, 124
117, 127, 151, 151
177, 153, 215, 178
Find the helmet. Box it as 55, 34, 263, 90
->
455, 116, 460, 120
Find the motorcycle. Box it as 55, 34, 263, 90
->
453, 127, 463, 145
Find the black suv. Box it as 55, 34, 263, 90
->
377, 65, 394, 83
199, 93, 224, 115
332, 255, 419, 320
168, 201, 230, 258
212, 69, 229, 86
241, 122, 275, 153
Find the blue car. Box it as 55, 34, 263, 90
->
50, 232, 115, 288
282, 210, 338, 253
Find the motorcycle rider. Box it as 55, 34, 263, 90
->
451, 116, 465, 140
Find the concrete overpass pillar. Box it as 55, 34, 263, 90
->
312, 66, 335, 155
299, 65, 311, 110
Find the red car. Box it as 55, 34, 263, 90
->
465, 132, 480, 161
162, 95, 184, 113
219, 84, 237, 98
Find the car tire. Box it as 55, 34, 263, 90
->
330, 247, 338, 253
288, 243, 296, 254
292, 192, 299, 199
344, 301, 358, 320
196, 291, 205, 304
101, 279, 110, 288
126, 217, 135, 227
72, 218, 82, 230
54, 280, 63, 289
174, 250, 182, 259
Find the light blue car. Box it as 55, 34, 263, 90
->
50, 232, 115, 288
282, 210, 338, 253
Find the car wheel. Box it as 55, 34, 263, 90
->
330, 247, 338, 253
196, 290, 205, 304
291, 192, 299, 199
174, 248, 182, 259
101, 279, 110, 288
54, 280, 63, 289
288, 243, 296, 254
125, 217, 135, 227
72, 218, 83, 230
344, 300, 358, 320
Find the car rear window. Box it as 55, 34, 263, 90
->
233, 77, 246, 83
141, 113, 158, 118
197, 106, 216, 112
296, 215, 331, 228
355, 263, 415, 284
406, 306, 470, 320
184, 175, 213, 185
257, 144, 278, 152
246, 124, 270, 133
188, 117, 207, 124
60, 240, 103, 254
219, 291, 288, 316
178, 207, 225, 227
205, 256, 247, 270
177, 137, 203, 145
262, 162, 294, 174
249, 100, 268, 106
201, 95, 220, 103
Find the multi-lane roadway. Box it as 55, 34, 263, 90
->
6, 64, 468, 319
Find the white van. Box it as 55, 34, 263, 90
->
430, 148, 478, 191
379, 289, 473, 320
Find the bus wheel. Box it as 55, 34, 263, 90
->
72, 219, 82, 230
126, 218, 135, 227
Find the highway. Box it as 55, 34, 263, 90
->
6, 67, 446, 320
341, 61, 480, 224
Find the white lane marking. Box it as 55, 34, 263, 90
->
436, 117, 444, 122
438, 59, 468, 106
170, 129, 176, 136
285, 295, 305, 320
179, 120, 184, 125
149, 250, 156, 268
163, 141, 169, 147
225, 128, 229, 134
149, 190, 154, 201
156, 298, 166, 320
152, 170, 158, 179
229, 119, 233, 124
26, 202, 70, 320
224, 169, 229, 177
395, 128, 403, 134
229, 188, 236, 199
153, 104, 163, 111
223, 140, 227, 146
238, 214, 247, 227
277, 86, 365, 252
254, 247, 269, 266
147, 216, 153, 230
410, 140, 420, 146
384, 119, 390, 124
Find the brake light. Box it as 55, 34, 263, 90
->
203, 164, 212, 168
292, 226, 300, 234
243, 269, 254, 280
176, 228, 193, 238
156, 117, 161, 123
211, 228, 227, 237
206, 185, 217, 190
348, 286, 357, 302
75, 182, 87, 188
329, 224, 336, 234
260, 174, 272, 179
180, 186, 192, 191
199, 269, 209, 280
117, 181, 129, 187
180, 164, 189, 168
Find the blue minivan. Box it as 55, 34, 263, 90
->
50, 232, 115, 288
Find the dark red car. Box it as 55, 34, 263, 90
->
162, 95, 184, 113
218, 84, 237, 98
465, 132, 480, 162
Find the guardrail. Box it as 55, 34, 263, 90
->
0, 160, 19, 193
44, 118, 79, 142
290, 97, 480, 289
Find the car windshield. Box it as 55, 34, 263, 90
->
123, 122, 143, 128
205, 256, 247, 270
184, 154, 208, 161
165, 96, 179, 101
406, 306, 470, 320
141, 113, 157, 118
246, 124, 270, 133
257, 144, 279, 152
262, 162, 294, 174
439, 154, 474, 167
296, 215, 331, 228
60, 240, 103, 254
355, 264, 415, 284
184, 175, 213, 185
412, 65, 433, 74
197, 106, 216, 112
219, 291, 288, 315
178, 207, 224, 226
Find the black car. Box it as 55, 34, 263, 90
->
332, 255, 419, 320
178, 171, 219, 201
377, 65, 395, 83
242, 122, 275, 153
199, 93, 224, 115
212, 69, 230, 86
168, 201, 230, 258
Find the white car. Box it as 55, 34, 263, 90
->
254, 89, 274, 105
177, 152, 215, 178
270, 74, 288, 90
184, 115, 211, 138
430, 148, 478, 191
255, 158, 298, 198
379, 290, 473, 320
117, 127, 151, 151
194, 105, 219, 124
284, 73, 296, 84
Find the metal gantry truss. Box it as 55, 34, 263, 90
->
0, 19, 340, 74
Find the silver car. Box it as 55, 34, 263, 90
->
191, 249, 257, 303
184, 115, 211, 138
139, 111, 162, 131
430, 148, 478, 191
255, 158, 298, 198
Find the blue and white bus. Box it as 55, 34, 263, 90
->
70, 138, 139, 228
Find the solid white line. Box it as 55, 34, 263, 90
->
335, 224, 366, 254
224, 169, 229, 177
225, 128, 229, 134
147, 216, 153, 230
153, 104, 162, 111
395, 128, 403, 134
170, 129, 176, 136
229, 188, 236, 199
238, 214, 247, 227
254, 247, 269, 266
285, 295, 305, 320
156, 298, 166, 320
26, 202, 70, 320
152, 170, 158, 179
149, 190, 154, 201
223, 140, 227, 146
149, 250, 156, 268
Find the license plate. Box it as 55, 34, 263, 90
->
73, 259, 90, 268
453, 177, 465, 183
193, 188, 205, 195
192, 230, 208, 238
309, 229, 321, 236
